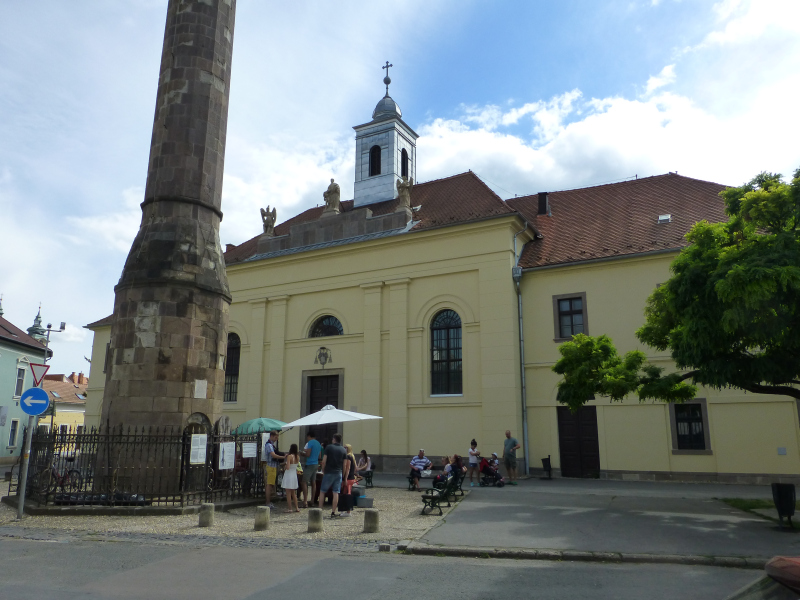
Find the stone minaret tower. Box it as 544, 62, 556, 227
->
101, 0, 236, 432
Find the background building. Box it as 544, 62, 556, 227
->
40, 372, 87, 433
84, 90, 800, 482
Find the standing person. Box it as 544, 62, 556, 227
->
263, 430, 284, 508
282, 444, 300, 513
503, 430, 521, 485
339, 444, 357, 517
409, 449, 432, 491
468, 439, 480, 487
318, 432, 347, 518
300, 431, 322, 508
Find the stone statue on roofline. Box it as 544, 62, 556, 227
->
260, 205, 277, 236
396, 175, 413, 210
322, 178, 341, 216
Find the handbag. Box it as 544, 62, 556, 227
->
297, 462, 304, 475
421, 469, 432, 478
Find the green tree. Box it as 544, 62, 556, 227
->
553, 168, 800, 412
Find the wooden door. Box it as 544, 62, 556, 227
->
557, 406, 600, 478
308, 375, 339, 445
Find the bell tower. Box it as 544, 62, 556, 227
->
353, 62, 418, 207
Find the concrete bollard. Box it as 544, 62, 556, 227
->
199, 503, 215, 527
254, 506, 270, 531
363, 508, 379, 533
308, 508, 323, 533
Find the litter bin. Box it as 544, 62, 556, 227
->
771, 483, 796, 528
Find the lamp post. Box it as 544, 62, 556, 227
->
16, 321, 65, 520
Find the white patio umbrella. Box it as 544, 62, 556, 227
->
281, 404, 382, 429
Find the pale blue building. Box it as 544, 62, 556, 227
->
0, 300, 48, 467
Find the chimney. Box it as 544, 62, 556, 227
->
69, 372, 77, 384
537, 192, 549, 216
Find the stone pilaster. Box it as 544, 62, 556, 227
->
360, 282, 383, 454
387, 279, 410, 455
266, 296, 289, 419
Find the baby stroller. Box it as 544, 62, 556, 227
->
479, 457, 505, 487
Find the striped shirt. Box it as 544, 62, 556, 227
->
410, 456, 431, 471
264, 441, 279, 468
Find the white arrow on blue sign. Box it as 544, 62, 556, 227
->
20, 387, 50, 416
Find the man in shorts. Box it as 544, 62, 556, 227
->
318, 433, 347, 517
300, 430, 322, 508
263, 430, 284, 508
503, 430, 521, 485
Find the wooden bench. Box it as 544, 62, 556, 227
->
420, 475, 459, 515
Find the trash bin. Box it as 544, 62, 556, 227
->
541, 455, 552, 480
771, 483, 796, 528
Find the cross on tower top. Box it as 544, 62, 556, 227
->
382, 61, 393, 96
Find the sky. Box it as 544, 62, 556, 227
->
1, 0, 799, 376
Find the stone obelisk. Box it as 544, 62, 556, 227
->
101, 0, 236, 433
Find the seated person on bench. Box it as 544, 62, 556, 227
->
355, 449, 371, 481
409, 449, 432, 491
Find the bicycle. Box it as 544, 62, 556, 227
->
33, 455, 82, 495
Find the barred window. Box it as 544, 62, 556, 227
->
431, 309, 462, 395
224, 333, 241, 403
309, 315, 344, 338
675, 404, 706, 450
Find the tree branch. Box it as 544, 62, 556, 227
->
740, 383, 800, 400
678, 370, 700, 382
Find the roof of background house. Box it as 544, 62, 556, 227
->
42, 373, 88, 406
224, 171, 513, 265
0, 316, 48, 354
84, 315, 114, 329
507, 173, 727, 270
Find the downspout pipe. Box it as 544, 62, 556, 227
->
513, 223, 530, 476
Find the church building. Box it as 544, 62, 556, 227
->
85, 80, 800, 483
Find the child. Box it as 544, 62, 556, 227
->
468, 439, 480, 486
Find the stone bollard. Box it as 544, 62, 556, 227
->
308, 508, 323, 533
363, 508, 379, 533
254, 506, 270, 531
198, 503, 215, 527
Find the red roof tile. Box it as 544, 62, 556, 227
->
42, 375, 88, 406
507, 173, 728, 269
0, 316, 48, 353
224, 171, 513, 265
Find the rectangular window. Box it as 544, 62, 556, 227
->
103, 342, 111, 374
552, 293, 588, 340
431, 326, 462, 395
669, 399, 712, 454
14, 368, 25, 396
8, 420, 19, 447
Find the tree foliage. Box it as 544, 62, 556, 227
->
553, 168, 800, 412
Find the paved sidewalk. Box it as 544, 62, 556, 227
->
419, 477, 799, 561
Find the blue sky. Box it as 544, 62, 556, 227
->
1, 0, 799, 374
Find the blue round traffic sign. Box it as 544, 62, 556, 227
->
20, 387, 50, 416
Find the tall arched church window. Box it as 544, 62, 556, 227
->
431, 309, 462, 395
309, 315, 344, 338
224, 333, 241, 403
401, 148, 409, 177
369, 145, 381, 177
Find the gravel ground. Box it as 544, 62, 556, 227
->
0, 480, 457, 544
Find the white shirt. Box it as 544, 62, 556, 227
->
469, 447, 479, 464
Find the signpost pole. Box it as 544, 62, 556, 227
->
16, 321, 64, 520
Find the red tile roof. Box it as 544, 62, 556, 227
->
85, 315, 114, 329
224, 171, 513, 265
42, 374, 88, 406
507, 173, 727, 269
0, 316, 48, 353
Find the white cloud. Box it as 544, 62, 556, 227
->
645, 65, 676, 94
700, 0, 800, 48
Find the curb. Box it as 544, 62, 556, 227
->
398, 542, 767, 570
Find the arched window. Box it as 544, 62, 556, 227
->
369, 145, 381, 177
309, 315, 344, 338
431, 310, 462, 395
401, 148, 409, 178
224, 333, 240, 403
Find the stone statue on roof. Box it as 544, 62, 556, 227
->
260, 205, 276, 236
322, 178, 341, 215
396, 175, 413, 210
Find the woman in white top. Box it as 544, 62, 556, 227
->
282, 443, 300, 513
468, 439, 480, 487
355, 449, 371, 480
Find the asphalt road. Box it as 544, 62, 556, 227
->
0, 538, 761, 600
420, 479, 800, 559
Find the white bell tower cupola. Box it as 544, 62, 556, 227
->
353, 62, 419, 207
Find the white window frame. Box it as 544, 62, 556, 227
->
14, 367, 25, 398
7, 419, 20, 448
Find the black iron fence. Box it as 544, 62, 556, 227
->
10, 426, 267, 508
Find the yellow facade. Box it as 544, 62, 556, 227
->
84, 203, 800, 481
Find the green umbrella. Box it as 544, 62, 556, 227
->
232, 418, 287, 435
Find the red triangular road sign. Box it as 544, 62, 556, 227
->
30, 363, 49, 387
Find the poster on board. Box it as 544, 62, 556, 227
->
219, 441, 235, 470
190, 434, 207, 465
242, 442, 257, 459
